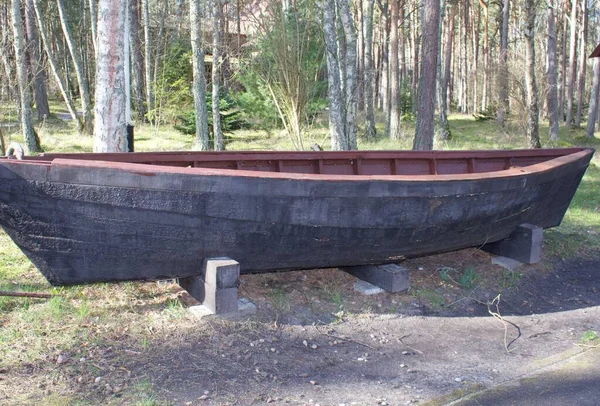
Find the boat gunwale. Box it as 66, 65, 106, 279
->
35, 147, 586, 161
1, 148, 593, 183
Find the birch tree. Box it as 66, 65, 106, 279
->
11, 0, 39, 153
212, 0, 224, 150
0, 6, 17, 108
338, 0, 358, 149
478, 0, 488, 110
389, 0, 402, 140
524, 0, 540, 148
413, 0, 439, 150
558, 1, 567, 122
89, 0, 98, 52
142, 0, 154, 116
130, 0, 147, 122
574, 0, 587, 128
94, 0, 128, 152
57, 0, 93, 135
496, 0, 509, 126
32, 0, 82, 132
323, 0, 346, 150
565, 0, 577, 128
24, 0, 50, 121
438, 0, 454, 141
547, 0, 559, 141
586, 31, 600, 138
363, 0, 376, 140
190, 0, 210, 150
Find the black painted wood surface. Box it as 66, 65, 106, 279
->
0, 149, 593, 285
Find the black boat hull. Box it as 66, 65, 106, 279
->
0, 150, 593, 285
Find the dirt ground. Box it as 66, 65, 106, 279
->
1, 248, 599, 405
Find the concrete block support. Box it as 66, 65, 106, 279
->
483, 224, 543, 264
178, 257, 254, 317
342, 264, 410, 293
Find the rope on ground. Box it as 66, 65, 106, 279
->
0, 291, 52, 298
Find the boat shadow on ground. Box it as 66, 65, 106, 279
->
231, 251, 600, 325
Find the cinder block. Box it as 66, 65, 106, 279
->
483, 224, 542, 264
177, 275, 205, 302
342, 263, 410, 293
204, 258, 240, 289
203, 287, 238, 314
178, 257, 240, 315
354, 280, 385, 295
491, 256, 523, 271
189, 298, 257, 320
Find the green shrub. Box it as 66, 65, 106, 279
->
174, 95, 246, 145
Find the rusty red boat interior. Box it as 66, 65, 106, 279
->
34, 147, 589, 177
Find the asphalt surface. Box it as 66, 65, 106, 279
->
449, 347, 600, 406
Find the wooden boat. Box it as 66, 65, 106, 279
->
0, 147, 594, 286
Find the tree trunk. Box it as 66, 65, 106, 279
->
379, 2, 390, 129
413, 0, 439, 150
124, 0, 132, 127
32, 0, 82, 132
11, 0, 39, 154
357, 0, 364, 113
565, 0, 577, 128
324, 0, 346, 150
389, 0, 401, 140
478, 0, 488, 111
57, 0, 93, 135
220, 0, 230, 95
363, 0, 376, 139
0, 5, 18, 108
547, 1, 559, 141
398, 2, 405, 83
558, 2, 567, 123
574, 0, 587, 128
524, 0, 540, 149
24, 0, 50, 121
142, 0, 154, 116
438, 0, 453, 141
94, 0, 127, 152
338, 0, 358, 149
586, 58, 600, 138
130, 0, 147, 123
472, 4, 479, 115
0, 128, 5, 156
460, 0, 469, 113
586, 30, 600, 138
88, 0, 98, 53
411, 1, 419, 116
496, 0, 509, 126
436, 0, 445, 127
212, 0, 224, 150
190, 0, 210, 150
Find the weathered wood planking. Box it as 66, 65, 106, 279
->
0, 148, 594, 285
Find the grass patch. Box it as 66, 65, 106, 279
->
163, 298, 185, 319
499, 270, 522, 289
414, 289, 445, 309
268, 287, 291, 313
581, 330, 599, 343
439, 267, 479, 290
